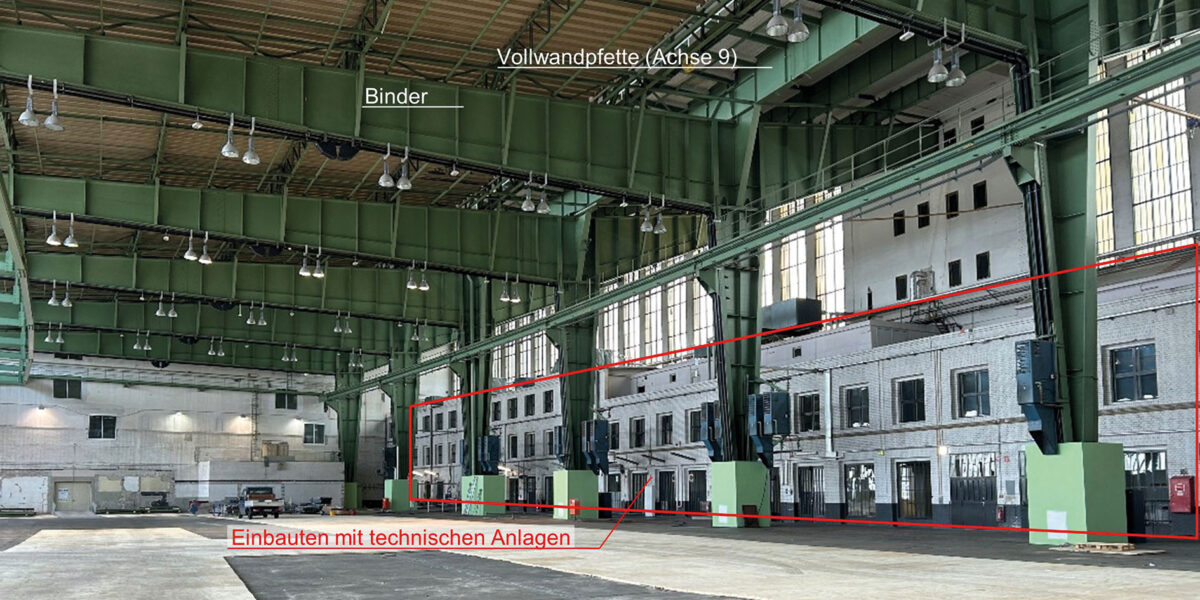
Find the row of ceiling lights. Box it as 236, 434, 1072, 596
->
17, 75, 64, 131
41, 323, 64, 344
46, 281, 72, 307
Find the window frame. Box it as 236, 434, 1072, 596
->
844, 386, 870, 428
796, 392, 821, 432
954, 369, 991, 418
303, 423, 326, 445
1109, 343, 1158, 402
658, 413, 673, 446
895, 378, 926, 423
631, 417, 646, 448
88, 415, 117, 439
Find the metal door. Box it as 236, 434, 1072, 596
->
950, 453, 997, 526
896, 461, 932, 519
630, 472, 650, 515
656, 471, 676, 512
687, 470, 707, 512
796, 466, 825, 518
1125, 450, 1171, 535
54, 481, 91, 513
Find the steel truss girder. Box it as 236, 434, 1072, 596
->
323, 33, 1200, 401
0, 23, 728, 209
9, 174, 571, 286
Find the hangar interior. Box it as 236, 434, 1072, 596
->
1, 0, 1199, 598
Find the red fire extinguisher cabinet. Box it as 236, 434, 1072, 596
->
1169, 475, 1195, 513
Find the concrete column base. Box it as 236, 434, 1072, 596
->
1025, 442, 1127, 545
553, 470, 599, 520
383, 479, 413, 512
460, 474, 506, 516
710, 461, 770, 528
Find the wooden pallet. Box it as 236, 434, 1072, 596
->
1050, 542, 1163, 555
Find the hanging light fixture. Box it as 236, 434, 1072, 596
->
765, 0, 790, 38
536, 187, 550, 215
220, 113, 239, 158
787, 3, 810, 43
298, 245, 313, 277
55, 323, 64, 344
334, 310, 344, 334
46, 210, 62, 246
44, 324, 53, 344
43, 79, 64, 132
653, 195, 668, 235
396, 147, 413, 190
423, 320, 430, 342
217, 337, 226, 357
281, 345, 290, 362
406, 262, 418, 290
450, 161, 461, 177
191, 111, 204, 130
208, 338, 216, 356
144, 333, 152, 351
509, 275, 521, 304
899, 28, 915, 42
61, 282, 72, 308
945, 49, 967, 87
640, 205, 654, 233
289, 344, 298, 363
245, 303, 256, 325
927, 47, 950, 83
411, 323, 420, 342
167, 293, 177, 318
499, 274, 511, 303
257, 302, 267, 326
242, 117, 260, 165
312, 253, 325, 279
63, 213, 78, 248
378, 143, 395, 188
521, 172, 536, 212
139, 290, 146, 302
133, 332, 143, 351
47, 280, 59, 307
184, 230, 198, 261
198, 232, 213, 265
343, 314, 353, 335
418, 263, 430, 292
156, 292, 167, 317
18, 75, 38, 127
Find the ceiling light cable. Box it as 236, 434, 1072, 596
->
18, 74, 38, 127
221, 113, 239, 158
242, 117, 260, 165
43, 79, 63, 131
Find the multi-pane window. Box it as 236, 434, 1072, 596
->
543, 390, 554, 413
667, 277, 690, 351
943, 128, 957, 148
524, 394, 535, 417
970, 116, 985, 135
448, 410, 458, 429
815, 214, 845, 318
956, 369, 990, 417
490, 306, 558, 381
621, 294, 641, 361
945, 192, 959, 219
53, 379, 81, 399
893, 211, 906, 236
610, 421, 621, 450
436, 444, 444, 465
1128, 44, 1193, 248
545, 430, 554, 456
524, 432, 535, 457
423, 447, 431, 466
764, 197, 809, 307
1110, 344, 1157, 401
844, 386, 870, 428
895, 275, 908, 301
508, 434, 518, 459
916, 202, 930, 228
1095, 99, 1115, 253
973, 182, 988, 209
88, 415, 116, 439
421, 415, 431, 432
687, 409, 701, 443
303, 423, 325, 444
948, 259, 962, 287
797, 393, 821, 432
491, 401, 501, 422
274, 393, 297, 410
643, 287, 664, 358
507, 397, 518, 419
896, 378, 926, 423
692, 280, 714, 346
658, 414, 673, 446
630, 417, 646, 448
975, 252, 991, 280
434, 413, 444, 431
597, 251, 714, 364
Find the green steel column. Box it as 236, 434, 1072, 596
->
332, 367, 364, 483
453, 276, 493, 476
546, 318, 597, 470
384, 325, 420, 477
698, 263, 761, 462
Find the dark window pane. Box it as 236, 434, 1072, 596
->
893, 211, 906, 236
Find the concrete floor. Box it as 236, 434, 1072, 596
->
1, 512, 1197, 599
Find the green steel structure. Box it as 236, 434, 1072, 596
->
0, 0, 1193, 528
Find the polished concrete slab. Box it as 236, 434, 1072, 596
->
2, 512, 1198, 599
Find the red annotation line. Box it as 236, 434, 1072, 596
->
408, 244, 1200, 541
228, 477, 652, 551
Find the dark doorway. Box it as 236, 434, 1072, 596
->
896, 461, 933, 520
1018, 449, 1029, 528
1125, 450, 1171, 535
630, 472, 649, 515
687, 470, 707, 512
543, 476, 554, 513
507, 477, 519, 508
523, 476, 538, 512
950, 453, 997, 526
796, 466, 825, 518
844, 463, 876, 517
770, 466, 782, 516
656, 470, 677, 512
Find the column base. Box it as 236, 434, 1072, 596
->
553, 470, 599, 520
1025, 442, 1127, 545
710, 461, 770, 528
460, 475, 507, 516
383, 479, 413, 513
343, 482, 360, 509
